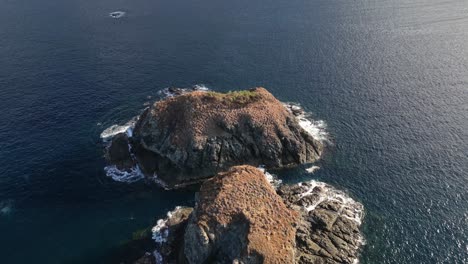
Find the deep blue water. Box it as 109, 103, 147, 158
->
0, 0, 467, 263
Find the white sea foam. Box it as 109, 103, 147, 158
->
284, 103, 329, 143
109, 11, 125, 18
158, 84, 210, 98
305, 165, 320, 173
297, 180, 364, 225
257, 166, 282, 189
151, 206, 182, 243
104, 165, 144, 183
153, 250, 163, 264
100, 118, 136, 142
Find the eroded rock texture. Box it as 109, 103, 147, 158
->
106, 88, 323, 188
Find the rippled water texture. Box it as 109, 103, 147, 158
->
0, 0, 467, 263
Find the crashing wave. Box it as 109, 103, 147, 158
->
158, 84, 210, 98
284, 103, 330, 144
297, 180, 364, 225
100, 117, 137, 142
151, 207, 182, 244
104, 165, 144, 183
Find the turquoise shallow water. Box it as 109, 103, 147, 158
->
0, 0, 467, 263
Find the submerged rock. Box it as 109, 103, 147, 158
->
138, 166, 364, 264
105, 88, 323, 188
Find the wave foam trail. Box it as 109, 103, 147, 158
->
104, 165, 144, 183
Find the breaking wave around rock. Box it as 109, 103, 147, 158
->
157, 84, 210, 98
151, 206, 182, 244
297, 180, 364, 225
104, 165, 144, 183
284, 103, 330, 144
100, 118, 137, 142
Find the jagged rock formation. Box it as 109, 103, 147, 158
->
183, 165, 297, 264
278, 182, 365, 264
105, 88, 323, 188
138, 166, 364, 264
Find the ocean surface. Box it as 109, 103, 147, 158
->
0, 0, 467, 263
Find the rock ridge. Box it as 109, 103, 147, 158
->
105, 87, 324, 188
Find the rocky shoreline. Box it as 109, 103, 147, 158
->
103, 87, 324, 189
100, 87, 365, 264
129, 166, 364, 264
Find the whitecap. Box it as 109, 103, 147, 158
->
104, 165, 144, 183
109, 11, 126, 19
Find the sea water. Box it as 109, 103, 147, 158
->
0, 0, 467, 263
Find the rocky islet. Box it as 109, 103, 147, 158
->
102, 88, 365, 263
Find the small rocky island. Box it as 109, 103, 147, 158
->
105, 88, 323, 188
102, 87, 364, 264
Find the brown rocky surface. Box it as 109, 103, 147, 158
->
130, 167, 364, 264
183, 165, 298, 264
105, 87, 323, 188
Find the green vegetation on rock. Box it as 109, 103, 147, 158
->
206, 90, 260, 104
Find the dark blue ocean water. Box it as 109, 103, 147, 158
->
0, 0, 467, 263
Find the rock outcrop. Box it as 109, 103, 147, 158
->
105, 88, 323, 188
278, 181, 365, 264
139, 166, 364, 264
183, 165, 297, 264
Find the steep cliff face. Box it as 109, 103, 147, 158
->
107, 88, 323, 188
183, 165, 298, 264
